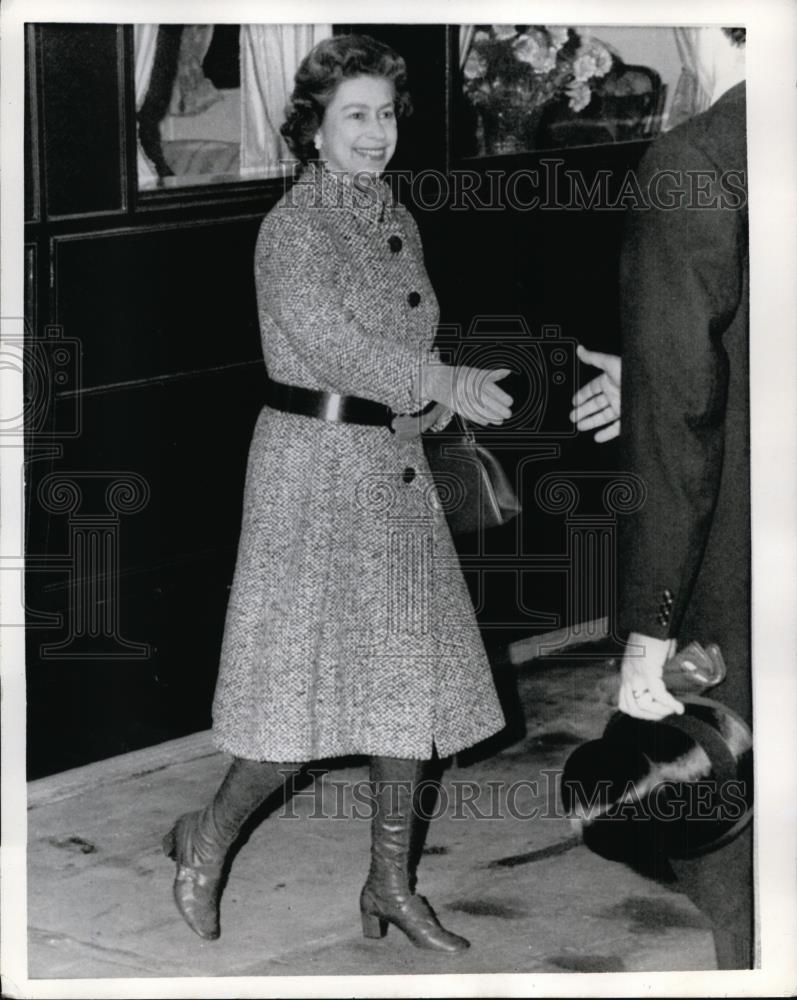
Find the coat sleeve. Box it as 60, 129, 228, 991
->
254, 208, 433, 413
617, 133, 746, 639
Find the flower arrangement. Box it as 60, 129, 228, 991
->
463, 26, 614, 154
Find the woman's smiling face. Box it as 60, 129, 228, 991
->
315, 75, 398, 180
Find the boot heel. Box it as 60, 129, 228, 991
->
162, 827, 176, 859
361, 910, 388, 939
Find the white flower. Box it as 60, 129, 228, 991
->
547, 26, 569, 50
567, 81, 591, 112
493, 24, 517, 40
574, 39, 614, 80
592, 43, 613, 77
513, 33, 541, 66
473, 30, 490, 45
573, 50, 599, 82
463, 49, 487, 80
540, 49, 558, 74
514, 33, 558, 72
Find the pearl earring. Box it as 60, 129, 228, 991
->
314, 135, 322, 151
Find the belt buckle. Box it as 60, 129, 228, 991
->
321, 394, 344, 422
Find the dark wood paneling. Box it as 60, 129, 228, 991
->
433, 140, 650, 350
25, 362, 268, 778
39, 24, 125, 218
53, 218, 264, 387
25, 244, 37, 334
416, 141, 653, 646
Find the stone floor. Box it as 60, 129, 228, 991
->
23, 653, 720, 986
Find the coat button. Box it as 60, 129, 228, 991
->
402, 466, 416, 484
388, 235, 402, 253
408, 291, 421, 308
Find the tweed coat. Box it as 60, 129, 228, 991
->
617, 83, 751, 960
212, 163, 506, 762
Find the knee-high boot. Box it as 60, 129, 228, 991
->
359, 756, 469, 952
162, 757, 301, 940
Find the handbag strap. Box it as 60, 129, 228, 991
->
450, 412, 477, 444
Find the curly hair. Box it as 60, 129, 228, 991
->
722, 27, 746, 47
280, 34, 413, 164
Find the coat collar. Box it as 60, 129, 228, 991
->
299, 161, 396, 226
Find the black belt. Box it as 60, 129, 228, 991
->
264, 377, 396, 430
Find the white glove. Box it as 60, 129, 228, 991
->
618, 632, 685, 719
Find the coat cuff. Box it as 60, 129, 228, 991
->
619, 584, 678, 638
428, 406, 454, 433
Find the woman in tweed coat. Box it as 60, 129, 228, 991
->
163, 34, 514, 952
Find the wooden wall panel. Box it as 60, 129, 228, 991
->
432, 141, 649, 351
25, 362, 267, 778
39, 24, 125, 218
53, 218, 264, 387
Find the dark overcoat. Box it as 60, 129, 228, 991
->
211, 163, 506, 762
617, 82, 752, 961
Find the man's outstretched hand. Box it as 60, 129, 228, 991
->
570, 345, 621, 443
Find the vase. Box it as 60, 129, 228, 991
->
479, 101, 546, 156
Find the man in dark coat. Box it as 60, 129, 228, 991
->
614, 28, 752, 969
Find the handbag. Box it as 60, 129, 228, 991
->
423, 415, 521, 535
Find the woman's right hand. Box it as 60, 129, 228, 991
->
422, 364, 513, 426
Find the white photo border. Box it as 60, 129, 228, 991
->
2, 0, 795, 997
